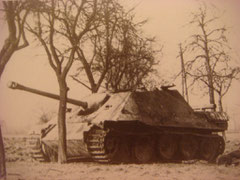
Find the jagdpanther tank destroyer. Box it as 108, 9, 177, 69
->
8, 81, 228, 163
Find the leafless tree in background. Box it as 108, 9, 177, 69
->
0, 1, 32, 177
71, 0, 160, 93
0, 1, 30, 79
184, 3, 240, 111
104, 21, 158, 92
213, 66, 240, 112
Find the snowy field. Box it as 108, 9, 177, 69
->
3, 132, 240, 180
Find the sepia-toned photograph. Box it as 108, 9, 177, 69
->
0, 0, 240, 179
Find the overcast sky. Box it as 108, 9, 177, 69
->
0, 0, 240, 133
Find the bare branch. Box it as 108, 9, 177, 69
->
70, 75, 92, 91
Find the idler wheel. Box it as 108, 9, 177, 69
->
157, 135, 177, 160
180, 135, 199, 160
200, 137, 218, 161
132, 137, 155, 163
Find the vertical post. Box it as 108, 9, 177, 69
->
179, 44, 189, 103
0, 125, 6, 179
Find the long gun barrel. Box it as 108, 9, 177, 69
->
8, 81, 88, 109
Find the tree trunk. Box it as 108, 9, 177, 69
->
216, 93, 226, 140
0, 125, 6, 179
57, 79, 68, 164
201, 23, 216, 111
0, 1, 28, 79
0, 41, 18, 79
204, 54, 216, 110
208, 77, 215, 106
218, 96, 223, 112
179, 44, 189, 103
204, 54, 215, 108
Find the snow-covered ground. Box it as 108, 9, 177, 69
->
3, 132, 240, 180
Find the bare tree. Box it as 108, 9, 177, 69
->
104, 21, 158, 92
0, 1, 32, 177
60, 0, 106, 93
25, 0, 96, 163
0, 1, 30, 79
213, 66, 240, 112
71, 0, 159, 93
184, 3, 238, 111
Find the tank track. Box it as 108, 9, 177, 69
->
85, 126, 225, 163
28, 134, 59, 162
213, 135, 225, 154
195, 133, 225, 162
85, 128, 111, 163
28, 134, 46, 162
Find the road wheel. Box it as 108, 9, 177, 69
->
180, 135, 199, 160
157, 135, 177, 160
132, 137, 155, 163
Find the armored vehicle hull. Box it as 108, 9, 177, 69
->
83, 90, 227, 163
9, 82, 228, 163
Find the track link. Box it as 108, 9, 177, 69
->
86, 127, 111, 163
216, 135, 225, 155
